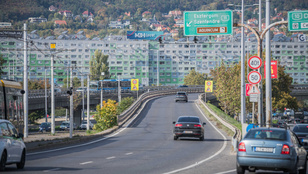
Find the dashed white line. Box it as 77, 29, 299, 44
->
80, 161, 93, 165
125, 152, 133, 155
106, 156, 116, 160
43, 168, 61, 172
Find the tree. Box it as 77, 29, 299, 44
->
63, 77, 81, 88
117, 97, 135, 114
93, 99, 117, 131
90, 49, 109, 80
183, 69, 208, 85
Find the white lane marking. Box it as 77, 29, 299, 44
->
125, 152, 133, 155
43, 168, 61, 172
27, 96, 160, 156
215, 169, 236, 174
80, 161, 93, 165
163, 101, 228, 174
106, 156, 115, 160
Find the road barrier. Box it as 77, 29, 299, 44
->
198, 93, 241, 151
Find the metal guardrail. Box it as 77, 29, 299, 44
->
117, 87, 204, 126
198, 93, 241, 151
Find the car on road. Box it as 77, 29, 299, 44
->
293, 124, 308, 153
60, 121, 77, 131
38, 122, 51, 132
236, 127, 307, 174
175, 91, 188, 102
173, 116, 206, 141
79, 121, 94, 130
0, 119, 26, 171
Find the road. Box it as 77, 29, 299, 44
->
6, 94, 237, 174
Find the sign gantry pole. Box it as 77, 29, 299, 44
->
23, 23, 28, 138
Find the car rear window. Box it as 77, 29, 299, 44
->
178, 117, 199, 123
245, 129, 286, 140
177, 92, 186, 95
293, 125, 308, 133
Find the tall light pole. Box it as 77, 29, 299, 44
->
69, 67, 73, 138
240, 0, 246, 125
157, 50, 159, 86
50, 43, 56, 135
87, 74, 90, 130
45, 67, 48, 122
23, 23, 28, 138
100, 72, 104, 108
81, 73, 85, 122
265, 0, 272, 127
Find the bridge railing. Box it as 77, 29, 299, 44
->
198, 93, 241, 151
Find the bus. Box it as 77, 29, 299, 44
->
97, 79, 131, 91
0, 80, 24, 132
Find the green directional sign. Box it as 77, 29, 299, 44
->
288, 10, 308, 31
184, 10, 233, 36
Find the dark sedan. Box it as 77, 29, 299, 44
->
173, 116, 206, 141
293, 124, 308, 153
237, 127, 307, 174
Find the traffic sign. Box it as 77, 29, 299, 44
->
246, 84, 252, 96
0, 30, 23, 38
248, 56, 262, 69
298, 34, 307, 42
247, 71, 261, 84
184, 10, 233, 36
205, 80, 213, 92
288, 10, 308, 31
248, 84, 260, 95
131, 79, 139, 91
249, 94, 258, 103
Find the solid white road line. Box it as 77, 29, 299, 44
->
43, 168, 61, 172
106, 156, 116, 160
80, 161, 93, 165
125, 152, 133, 155
28, 96, 160, 156
163, 101, 228, 174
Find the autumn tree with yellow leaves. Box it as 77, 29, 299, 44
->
93, 99, 118, 131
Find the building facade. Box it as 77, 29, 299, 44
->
1, 35, 308, 86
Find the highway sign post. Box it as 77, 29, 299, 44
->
288, 10, 308, 31
184, 10, 233, 36
248, 71, 261, 84
248, 56, 262, 70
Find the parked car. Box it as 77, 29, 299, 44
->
0, 119, 26, 171
236, 127, 307, 174
173, 116, 206, 141
60, 121, 77, 131
177, 85, 188, 88
175, 91, 188, 102
293, 124, 308, 153
79, 121, 94, 130
38, 122, 51, 132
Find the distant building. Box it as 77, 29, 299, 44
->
28, 17, 47, 23
54, 20, 67, 26
49, 5, 57, 12
109, 21, 124, 29
142, 11, 152, 18
82, 11, 94, 18
59, 10, 72, 18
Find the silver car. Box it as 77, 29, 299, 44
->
237, 127, 307, 174
0, 119, 26, 171
79, 121, 94, 130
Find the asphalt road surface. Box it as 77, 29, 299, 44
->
5, 94, 238, 174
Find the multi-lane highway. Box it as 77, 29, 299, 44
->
4, 94, 237, 173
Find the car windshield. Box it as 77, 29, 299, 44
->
40, 123, 49, 126
245, 129, 286, 140
293, 125, 308, 133
61, 123, 69, 126
178, 117, 199, 123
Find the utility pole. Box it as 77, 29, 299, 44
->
87, 74, 90, 130
240, 0, 246, 125
45, 67, 48, 122
118, 75, 121, 103
23, 23, 28, 138
81, 74, 84, 122
157, 50, 159, 86
69, 67, 73, 138
265, 0, 272, 127
50, 44, 55, 135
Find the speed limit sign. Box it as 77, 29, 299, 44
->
248, 56, 262, 69
248, 71, 261, 84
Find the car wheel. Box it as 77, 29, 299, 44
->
236, 163, 245, 174
175, 100, 177, 102
289, 167, 297, 174
173, 136, 178, 140
199, 136, 204, 141
186, 100, 188, 102
0, 151, 7, 171
299, 159, 307, 174
16, 150, 26, 169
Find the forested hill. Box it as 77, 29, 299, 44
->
1, 0, 307, 22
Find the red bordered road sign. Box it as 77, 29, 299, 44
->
247, 71, 261, 84
248, 56, 262, 69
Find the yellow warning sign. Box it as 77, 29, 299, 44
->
205, 80, 213, 93
131, 79, 139, 91
50, 43, 56, 49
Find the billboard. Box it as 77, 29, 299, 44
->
127, 31, 164, 40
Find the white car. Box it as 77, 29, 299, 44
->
79, 121, 94, 130
0, 119, 26, 171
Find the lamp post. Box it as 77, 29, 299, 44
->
100, 72, 104, 108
